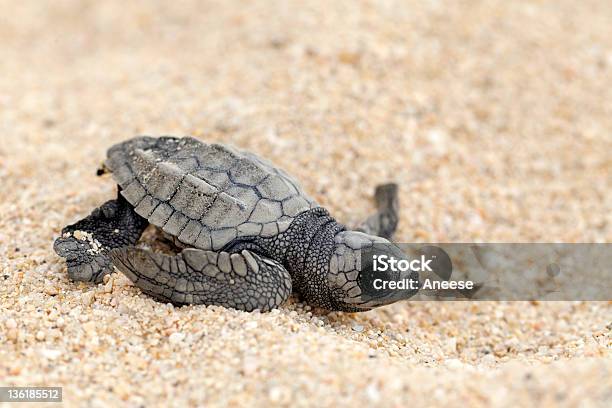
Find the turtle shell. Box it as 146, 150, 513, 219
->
105, 136, 317, 250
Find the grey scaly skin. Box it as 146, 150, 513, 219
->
54, 136, 417, 312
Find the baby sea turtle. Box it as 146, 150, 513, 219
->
54, 136, 417, 311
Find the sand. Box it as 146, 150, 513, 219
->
1, 1, 611, 406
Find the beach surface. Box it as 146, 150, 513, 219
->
1, 1, 611, 406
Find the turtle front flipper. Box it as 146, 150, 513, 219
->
109, 247, 292, 312
356, 183, 399, 239
54, 192, 148, 283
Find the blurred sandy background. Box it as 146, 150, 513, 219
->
1, 1, 610, 406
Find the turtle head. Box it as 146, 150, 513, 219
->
327, 231, 419, 311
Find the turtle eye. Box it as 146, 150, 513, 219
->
359, 255, 373, 274
358, 258, 393, 299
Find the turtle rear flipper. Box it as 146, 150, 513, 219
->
356, 183, 399, 239
110, 247, 292, 311
54, 192, 148, 283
